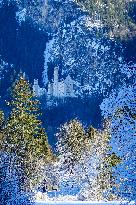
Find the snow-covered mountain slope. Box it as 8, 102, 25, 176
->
8, 0, 127, 96
41, 0, 125, 96
0, 1, 49, 93
0, 0, 135, 97
0, 57, 8, 80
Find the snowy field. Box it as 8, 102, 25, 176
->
36, 201, 135, 205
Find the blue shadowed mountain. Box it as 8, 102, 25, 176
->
0, 1, 48, 89
0, 0, 136, 149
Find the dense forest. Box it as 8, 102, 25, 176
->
76, 0, 136, 39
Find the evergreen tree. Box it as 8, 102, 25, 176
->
57, 119, 85, 169
56, 119, 120, 200
101, 84, 136, 200
0, 111, 33, 204
56, 119, 85, 194
0, 111, 5, 151
0, 111, 4, 127
77, 125, 120, 201
85, 126, 120, 200
2, 75, 52, 191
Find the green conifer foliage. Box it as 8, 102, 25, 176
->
57, 119, 85, 167
2, 76, 52, 190
0, 111, 4, 128
0, 111, 5, 151
86, 125, 121, 200
56, 119, 121, 200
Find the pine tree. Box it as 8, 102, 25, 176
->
0, 111, 33, 204
0, 111, 4, 127
2, 75, 52, 191
56, 119, 120, 199
100, 84, 136, 200
0, 111, 5, 151
78, 125, 120, 201
57, 119, 85, 168
56, 119, 85, 194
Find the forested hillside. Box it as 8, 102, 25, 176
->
76, 0, 136, 39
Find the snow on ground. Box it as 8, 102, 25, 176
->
36, 201, 135, 205
35, 192, 135, 205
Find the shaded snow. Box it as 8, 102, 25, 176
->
41, 0, 124, 96
36, 201, 135, 205
16, 8, 26, 24
0, 57, 8, 80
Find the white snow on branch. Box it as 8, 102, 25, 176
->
16, 8, 27, 24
